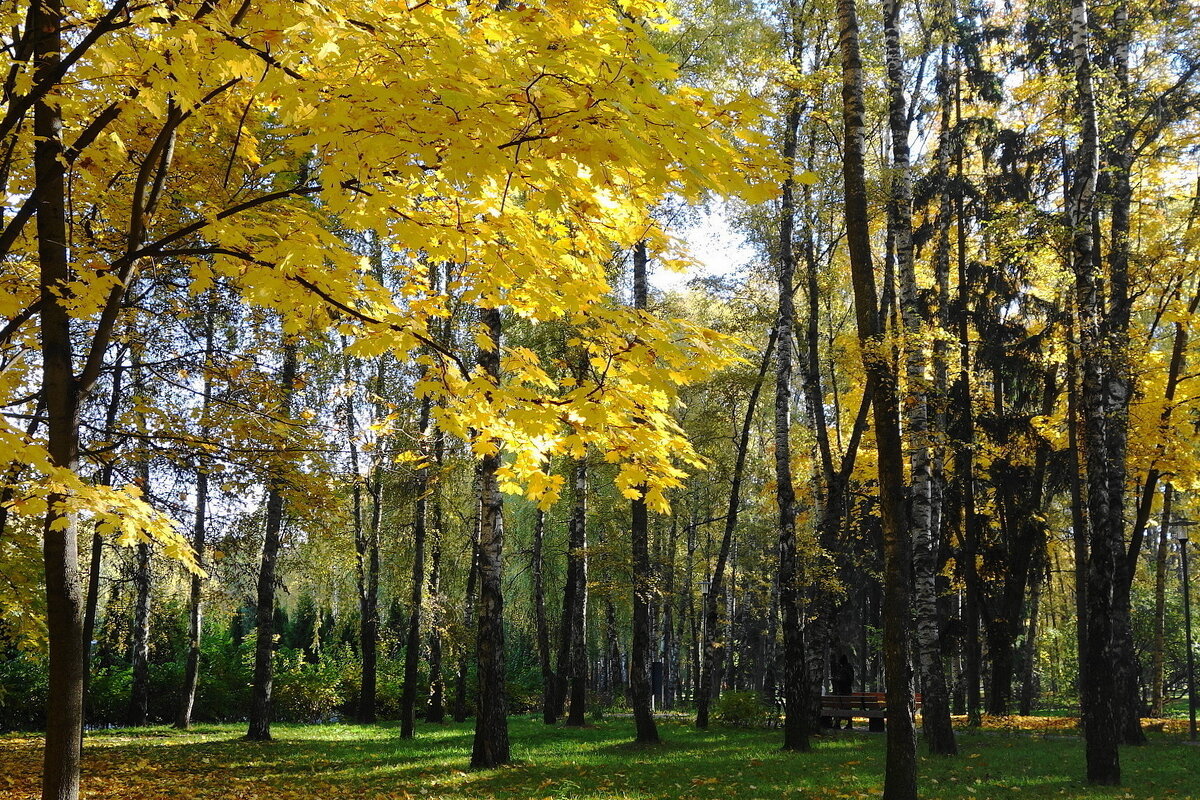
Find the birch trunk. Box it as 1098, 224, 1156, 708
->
471, 306, 509, 767
1071, 0, 1121, 783
629, 239, 660, 744
839, 0, 917, 791
884, 0, 956, 756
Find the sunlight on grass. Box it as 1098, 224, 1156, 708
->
2, 718, 1197, 799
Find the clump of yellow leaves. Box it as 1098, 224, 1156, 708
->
1, 0, 779, 582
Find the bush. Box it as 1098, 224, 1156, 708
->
272, 647, 354, 722
715, 690, 772, 727
0, 651, 48, 730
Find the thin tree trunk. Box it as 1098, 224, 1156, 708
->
559, 448, 588, 725
401, 394, 431, 738
839, 0, 917, 792
471, 306, 510, 767
885, 0, 956, 756
629, 240, 660, 745
453, 493, 479, 724
697, 331, 776, 728
176, 304, 214, 730
1151, 485, 1173, 716
426, 427, 446, 723
776, 2, 811, 751
84, 362, 124, 729
1071, 0, 1121, 783
532, 506, 556, 724
247, 341, 298, 741
953, 64, 983, 730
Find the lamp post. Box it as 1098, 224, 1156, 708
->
1175, 522, 1197, 742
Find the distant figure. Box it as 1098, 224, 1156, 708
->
832, 654, 855, 730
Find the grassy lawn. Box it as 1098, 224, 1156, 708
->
1, 717, 1197, 799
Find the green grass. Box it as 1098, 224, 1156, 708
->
2, 717, 1197, 799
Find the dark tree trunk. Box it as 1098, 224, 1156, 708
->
532, 507, 556, 724
401, 394, 431, 738
838, 0, 917, 792
559, 444, 589, 726
952, 66, 983, 730
629, 240, 660, 745
1104, 1, 1143, 746
426, 428, 446, 723
453, 511, 478, 724
697, 332, 776, 729
127, 533, 151, 727
247, 341, 297, 741
176, 305, 214, 730
471, 306, 510, 768
35, 0, 85, 791
775, 3, 811, 752
84, 360, 125, 728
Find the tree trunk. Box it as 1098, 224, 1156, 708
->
1151, 485, 1172, 716
127, 527, 152, 727
84, 360, 125, 728
176, 304, 214, 729
426, 428, 446, 724
885, 0, 956, 756
471, 306, 510, 768
629, 240, 660, 745
839, 0, 917, 792
247, 341, 298, 741
697, 332, 776, 728
558, 448, 589, 725
775, 4, 811, 750
36, 0, 85, 791
532, 507, 556, 724
1071, 0, 1121, 783
1104, 2, 1143, 746
401, 393, 431, 738
953, 65, 983, 730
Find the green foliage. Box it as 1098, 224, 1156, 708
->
273, 646, 358, 723
714, 690, 773, 727
0, 650, 47, 730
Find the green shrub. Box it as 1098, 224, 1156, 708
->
0, 650, 48, 730
715, 690, 772, 727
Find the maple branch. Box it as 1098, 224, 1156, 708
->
74, 182, 320, 398
0, 0, 132, 144
0, 301, 42, 349
152, 246, 473, 380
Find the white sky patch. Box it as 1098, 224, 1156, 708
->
654, 201, 754, 293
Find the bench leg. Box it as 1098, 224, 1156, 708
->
868, 716, 885, 733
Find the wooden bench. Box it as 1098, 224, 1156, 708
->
819, 692, 923, 732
